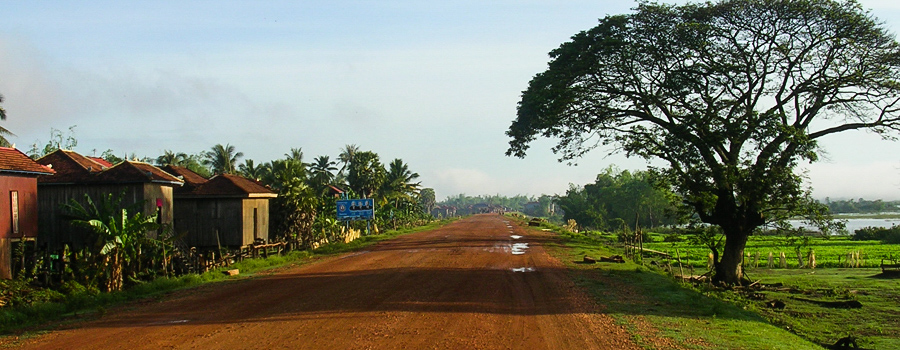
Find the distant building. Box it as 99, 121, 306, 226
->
35, 150, 183, 250
0, 147, 55, 279
162, 166, 277, 248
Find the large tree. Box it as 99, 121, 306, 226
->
346, 151, 385, 199
506, 0, 900, 284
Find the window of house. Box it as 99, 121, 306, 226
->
10, 191, 19, 235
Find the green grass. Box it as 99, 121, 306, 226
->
748, 268, 900, 350
511, 213, 900, 349
544, 231, 821, 350
0, 218, 456, 335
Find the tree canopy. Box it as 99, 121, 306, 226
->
506, 0, 900, 284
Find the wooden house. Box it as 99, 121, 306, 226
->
35, 150, 183, 250
0, 147, 55, 279
162, 166, 277, 248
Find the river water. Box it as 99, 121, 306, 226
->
788, 217, 900, 234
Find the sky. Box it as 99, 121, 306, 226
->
3, 0, 900, 202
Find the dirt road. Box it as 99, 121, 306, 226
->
14, 214, 638, 349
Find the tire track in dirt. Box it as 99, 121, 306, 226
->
10, 214, 638, 350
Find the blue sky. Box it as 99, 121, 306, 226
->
3, 1, 900, 201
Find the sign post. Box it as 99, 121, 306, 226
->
337, 198, 375, 235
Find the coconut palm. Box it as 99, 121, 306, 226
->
308, 155, 338, 194
0, 93, 15, 147
337, 144, 360, 175
156, 150, 190, 166
238, 159, 266, 181
285, 147, 304, 162
382, 158, 421, 198
204, 144, 243, 175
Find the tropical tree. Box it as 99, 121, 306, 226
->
418, 188, 437, 214
0, 93, 14, 147
506, 0, 900, 284
381, 158, 421, 199
346, 151, 385, 199
238, 159, 266, 181
64, 193, 161, 291
28, 126, 78, 158
203, 144, 243, 175
285, 147, 304, 162
337, 144, 360, 175
308, 155, 338, 195
156, 150, 190, 166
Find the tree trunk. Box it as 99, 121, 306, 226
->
714, 226, 751, 285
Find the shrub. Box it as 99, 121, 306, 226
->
853, 226, 900, 243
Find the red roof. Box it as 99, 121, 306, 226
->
36, 149, 105, 183
160, 165, 208, 186
0, 147, 55, 175
160, 165, 208, 194
88, 157, 114, 168
94, 161, 184, 185
186, 174, 276, 198
36, 150, 182, 186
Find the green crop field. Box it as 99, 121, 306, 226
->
641, 234, 900, 270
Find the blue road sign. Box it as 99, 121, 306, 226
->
337, 198, 375, 221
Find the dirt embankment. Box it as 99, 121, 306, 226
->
10, 214, 639, 350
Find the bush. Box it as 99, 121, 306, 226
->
853, 226, 900, 243
663, 233, 684, 242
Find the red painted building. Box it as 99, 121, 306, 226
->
0, 147, 54, 279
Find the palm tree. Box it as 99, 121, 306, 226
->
308, 155, 338, 194
238, 159, 266, 181
156, 150, 190, 166
337, 144, 360, 176
383, 158, 421, 198
0, 93, 15, 147
285, 147, 304, 162
204, 144, 243, 175
346, 151, 385, 199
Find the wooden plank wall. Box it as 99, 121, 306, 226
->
37, 183, 176, 250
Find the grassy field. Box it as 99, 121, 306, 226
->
536, 228, 822, 349
641, 234, 899, 269
749, 268, 900, 350
527, 219, 900, 349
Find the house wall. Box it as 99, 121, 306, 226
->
1, 174, 40, 240
174, 198, 243, 248
1, 174, 41, 279
173, 197, 271, 248
37, 183, 176, 250
241, 198, 270, 245
142, 183, 174, 239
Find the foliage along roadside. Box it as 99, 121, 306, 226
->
0, 218, 455, 336
510, 215, 823, 350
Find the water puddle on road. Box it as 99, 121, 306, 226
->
511, 242, 529, 255
510, 235, 522, 240
511, 267, 535, 273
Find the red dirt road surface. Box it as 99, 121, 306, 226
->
13, 214, 639, 349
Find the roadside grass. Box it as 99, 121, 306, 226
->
0, 218, 455, 335
506, 216, 823, 349
551, 233, 820, 350
748, 268, 900, 350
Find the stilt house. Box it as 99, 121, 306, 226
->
162, 166, 277, 248
0, 147, 55, 279
35, 150, 183, 250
